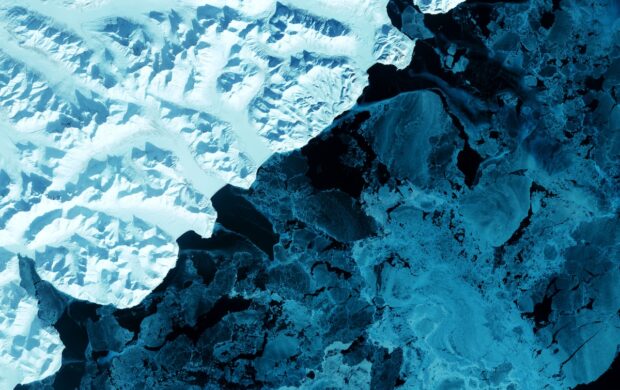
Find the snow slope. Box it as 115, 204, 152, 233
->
0, 0, 414, 307
413, 0, 464, 14
0, 0, 422, 386
0, 253, 63, 389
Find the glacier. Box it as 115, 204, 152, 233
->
0, 0, 415, 309
6, 0, 616, 388
412, 0, 463, 15
0, 0, 434, 386
25, 82, 617, 388
16, 0, 615, 388
0, 253, 63, 388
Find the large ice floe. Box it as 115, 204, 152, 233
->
0, 0, 426, 386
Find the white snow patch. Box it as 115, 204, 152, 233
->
413, 0, 465, 14
0, 253, 63, 389
0, 0, 457, 386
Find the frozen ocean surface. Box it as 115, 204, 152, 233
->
5, 0, 619, 389
0, 0, 440, 386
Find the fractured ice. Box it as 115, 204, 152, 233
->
26, 83, 618, 388
0, 0, 420, 386
6, 0, 620, 388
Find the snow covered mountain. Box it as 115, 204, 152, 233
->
0, 0, 415, 309
413, 0, 464, 14
0, 0, 445, 387
0, 254, 63, 388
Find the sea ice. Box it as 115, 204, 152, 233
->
0, 0, 420, 386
